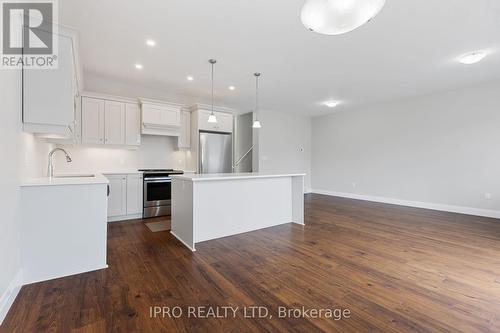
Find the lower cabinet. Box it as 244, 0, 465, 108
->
106, 173, 143, 221
126, 174, 143, 215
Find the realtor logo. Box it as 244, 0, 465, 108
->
1, 0, 58, 68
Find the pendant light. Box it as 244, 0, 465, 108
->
301, 0, 386, 36
252, 73, 262, 129
207, 59, 217, 123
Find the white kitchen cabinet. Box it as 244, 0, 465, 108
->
107, 175, 127, 217
178, 109, 191, 149
198, 110, 233, 133
23, 31, 77, 137
141, 100, 183, 136
142, 104, 180, 128
187, 104, 236, 173
126, 174, 143, 215
125, 103, 141, 146
104, 100, 126, 145
216, 112, 234, 133
81, 97, 105, 144
81, 97, 138, 146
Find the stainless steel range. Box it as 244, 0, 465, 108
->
140, 169, 184, 218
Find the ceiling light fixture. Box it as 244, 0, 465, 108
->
252, 73, 262, 129
228, 86, 235, 91
207, 59, 217, 123
146, 39, 156, 47
135, 63, 143, 70
187, 75, 194, 81
458, 51, 488, 65
301, 0, 386, 36
324, 100, 340, 108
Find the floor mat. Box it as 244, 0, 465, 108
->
145, 221, 170, 232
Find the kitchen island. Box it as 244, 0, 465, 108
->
171, 173, 305, 251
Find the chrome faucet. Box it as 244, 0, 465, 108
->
47, 148, 72, 178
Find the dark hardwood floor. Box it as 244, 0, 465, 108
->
2, 194, 500, 332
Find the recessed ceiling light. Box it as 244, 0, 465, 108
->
146, 39, 156, 47
228, 86, 235, 91
135, 63, 143, 70
458, 51, 488, 65
187, 76, 194, 81
324, 100, 340, 108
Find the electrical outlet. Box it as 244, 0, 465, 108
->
485, 192, 492, 200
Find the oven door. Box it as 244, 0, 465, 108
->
143, 177, 171, 208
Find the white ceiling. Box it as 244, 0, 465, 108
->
60, 0, 500, 116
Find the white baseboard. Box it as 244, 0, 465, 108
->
107, 213, 142, 223
170, 231, 196, 252
0, 269, 23, 326
311, 189, 500, 219
23, 265, 108, 286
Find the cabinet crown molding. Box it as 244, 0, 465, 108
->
189, 103, 235, 115
139, 98, 184, 109
81, 91, 139, 104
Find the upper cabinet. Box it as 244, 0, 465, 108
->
187, 104, 235, 172
140, 99, 183, 137
125, 104, 141, 146
198, 109, 233, 133
23, 27, 80, 137
81, 95, 140, 147
103, 100, 126, 145
81, 97, 105, 144
190, 104, 234, 134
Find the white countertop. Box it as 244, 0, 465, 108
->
171, 172, 306, 182
20, 173, 109, 187
102, 171, 144, 175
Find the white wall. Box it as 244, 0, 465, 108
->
257, 110, 311, 190
0, 69, 52, 324
311, 81, 500, 215
54, 136, 189, 173
234, 112, 253, 173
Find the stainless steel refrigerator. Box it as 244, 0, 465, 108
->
199, 131, 233, 174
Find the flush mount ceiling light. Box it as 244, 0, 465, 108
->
135, 63, 143, 70
458, 51, 488, 65
301, 0, 386, 35
228, 86, 236, 91
207, 59, 217, 123
146, 39, 156, 47
187, 75, 194, 81
252, 73, 262, 129
324, 100, 340, 108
